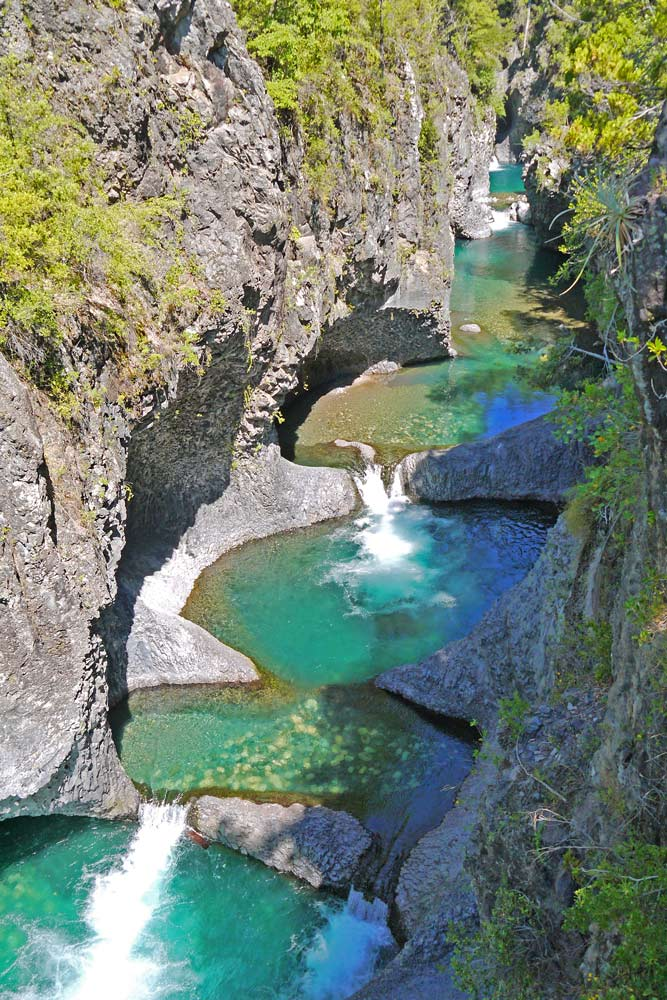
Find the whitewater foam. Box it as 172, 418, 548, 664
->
66, 802, 186, 1000
303, 889, 395, 999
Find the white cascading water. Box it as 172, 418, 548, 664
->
491, 208, 513, 231
303, 888, 395, 999
353, 464, 412, 564
66, 802, 186, 1000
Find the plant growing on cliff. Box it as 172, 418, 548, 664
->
231, 0, 507, 202
564, 841, 667, 999
0, 56, 199, 400
554, 365, 642, 532
554, 171, 644, 293
450, 884, 543, 999
526, 0, 667, 169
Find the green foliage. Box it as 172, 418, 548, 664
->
418, 113, 439, 166
530, 0, 667, 169
450, 885, 541, 999
625, 568, 667, 646
564, 841, 667, 1000
176, 107, 207, 153
498, 690, 530, 742
555, 171, 644, 293
231, 0, 507, 200
0, 56, 200, 403
556, 617, 613, 689
554, 365, 642, 531
446, 0, 511, 109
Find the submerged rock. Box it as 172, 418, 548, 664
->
357, 360, 401, 377
398, 414, 588, 504
459, 322, 481, 333
189, 795, 375, 891
334, 439, 378, 464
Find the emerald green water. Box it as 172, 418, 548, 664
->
182, 503, 553, 687
281, 221, 581, 467
111, 685, 474, 854
489, 162, 524, 193
0, 168, 567, 1000
0, 812, 373, 1000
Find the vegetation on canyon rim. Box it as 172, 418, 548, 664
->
0, 55, 204, 416
232, 0, 509, 198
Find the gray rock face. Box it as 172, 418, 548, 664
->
189, 795, 375, 891
397, 414, 589, 504
0, 358, 139, 820
108, 593, 259, 706
0, 0, 496, 822
377, 516, 588, 730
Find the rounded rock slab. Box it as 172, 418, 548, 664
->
188, 795, 375, 891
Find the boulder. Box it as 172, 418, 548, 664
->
189, 795, 375, 891
397, 414, 588, 504
459, 323, 481, 333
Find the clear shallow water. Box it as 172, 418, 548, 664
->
182, 499, 554, 688
111, 684, 474, 855
281, 223, 582, 467
0, 809, 389, 1000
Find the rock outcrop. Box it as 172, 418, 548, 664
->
377, 515, 588, 729
189, 794, 375, 891
397, 414, 588, 505
0, 357, 139, 820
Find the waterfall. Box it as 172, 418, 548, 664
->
303, 888, 395, 999
353, 463, 392, 515
67, 802, 186, 1000
491, 209, 513, 231
353, 463, 411, 564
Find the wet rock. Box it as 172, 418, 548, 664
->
189, 795, 375, 891
335, 439, 377, 464
397, 414, 589, 504
509, 198, 532, 224
459, 322, 481, 333
358, 360, 401, 377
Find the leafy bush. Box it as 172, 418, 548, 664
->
528, 0, 667, 169
0, 56, 200, 403
554, 365, 642, 532
564, 842, 667, 1000
450, 885, 542, 1000
498, 690, 531, 742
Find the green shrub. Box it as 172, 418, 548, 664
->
498, 690, 531, 742
554, 365, 642, 533
450, 885, 542, 1000
564, 841, 667, 1000
0, 56, 198, 400
527, 0, 667, 170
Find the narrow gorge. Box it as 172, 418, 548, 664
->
1, 1, 666, 998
